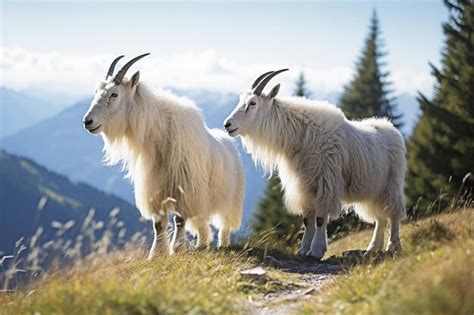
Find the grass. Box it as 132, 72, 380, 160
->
300, 208, 474, 315
1, 210, 473, 314
2, 250, 248, 314
0, 243, 302, 315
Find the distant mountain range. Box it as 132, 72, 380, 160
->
0, 87, 65, 138
0, 150, 148, 257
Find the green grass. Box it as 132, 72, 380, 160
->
0, 245, 302, 315
300, 208, 474, 315
1, 250, 247, 315
2, 210, 473, 315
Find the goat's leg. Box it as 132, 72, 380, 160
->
386, 218, 402, 252
170, 215, 188, 254
195, 220, 212, 249
218, 227, 231, 248
296, 212, 316, 257
366, 218, 387, 252
306, 214, 328, 260
148, 216, 169, 260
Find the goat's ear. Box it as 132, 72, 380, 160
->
268, 84, 280, 98
130, 71, 140, 88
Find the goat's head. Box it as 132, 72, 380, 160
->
223, 69, 288, 137
83, 53, 149, 135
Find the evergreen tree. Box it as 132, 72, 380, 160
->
252, 72, 310, 244
294, 72, 311, 97
406, 0, 474, 216
340, 10, 403, 130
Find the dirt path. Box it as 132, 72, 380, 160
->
245, 255, 344, 315
246, 250, 383, 314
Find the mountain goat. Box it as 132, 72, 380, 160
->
224, 69, 406, 259
83, 54, 244, 258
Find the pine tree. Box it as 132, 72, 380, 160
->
294, 72, 311, 97
340, 10, 403, 130
252, 72, 310, 244
406, 0, 474, 216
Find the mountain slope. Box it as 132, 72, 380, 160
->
2, 209, 471, 314
1, 99, 136, 202
0, 150, 147, 256
0, 87, 62, 138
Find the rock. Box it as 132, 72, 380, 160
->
303, 287, 316, 295
240, 266, 267, 283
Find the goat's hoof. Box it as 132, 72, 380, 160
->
386, 242, 402, 253
365, 246, 383, 257
363, 249, 375, 257
296, 248, 309, 257
306, 248, 326, 260
195, 244, 210, 251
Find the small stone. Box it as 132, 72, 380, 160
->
303, 287, 316, 295
240, 266, 267, 283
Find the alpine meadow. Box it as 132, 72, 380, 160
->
0, 1, 473, 314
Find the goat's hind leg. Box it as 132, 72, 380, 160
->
386, 218, 402, 252
386, 194, 405, 253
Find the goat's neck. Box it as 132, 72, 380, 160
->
258, 100, 303, 157
125, 90, 169, 163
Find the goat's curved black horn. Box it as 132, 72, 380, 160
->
106, 55, 125, 79
253, 68, 289, 96
113, 53, 150, 84
251, 71, 274, 89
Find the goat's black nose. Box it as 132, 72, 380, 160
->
84, 118, 93, 127
224, 122, 232, 129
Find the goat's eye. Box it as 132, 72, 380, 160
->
249, 101, 256, 106
110, 93, 118, 98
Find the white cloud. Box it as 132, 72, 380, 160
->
391, 70, 434, 96
0, 46, 433, 100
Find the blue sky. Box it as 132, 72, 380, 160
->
1, 1, 446, 98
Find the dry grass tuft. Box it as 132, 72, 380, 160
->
300, 208, 474, 315
409, 219, 455, 247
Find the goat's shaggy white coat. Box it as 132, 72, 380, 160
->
225, 90, 406, 259
84, 77, 244, 256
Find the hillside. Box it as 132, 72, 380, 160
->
1, 90, 267, 225
1, 99, 135, 201
1, 209, 472, 314
0, 151, 148, 258
0, 87, 63, 138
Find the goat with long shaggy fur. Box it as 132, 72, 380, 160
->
224, 69, 406, 259
83, 54, 244, 257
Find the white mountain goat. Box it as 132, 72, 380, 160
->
83, 54, 245, 258
224, 69, 406, 259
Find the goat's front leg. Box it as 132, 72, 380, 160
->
306, 214, 328, 260
195, 219, 212, 249
148, 216, 169, 260
217, 227, 231, 248
296, 212, 316, 257
170, 215, 188, 254
366, 218, 387, 253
